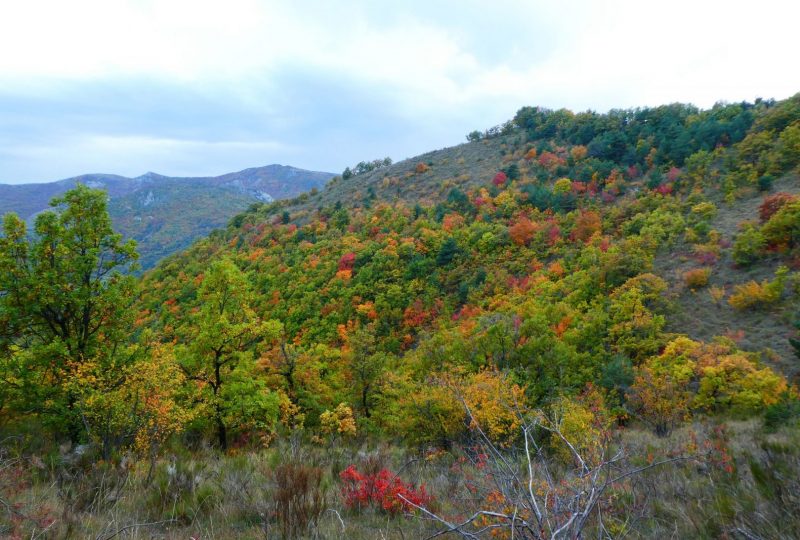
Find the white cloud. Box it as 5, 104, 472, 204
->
0, 0, 797, 182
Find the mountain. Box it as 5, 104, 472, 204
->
0, 164, 335, 268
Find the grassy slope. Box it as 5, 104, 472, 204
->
658, 174, 800, 378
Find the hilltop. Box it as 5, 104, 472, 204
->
0, 164, 335, 268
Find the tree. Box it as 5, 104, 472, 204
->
345, 327, 388, 419
0, 185, 138, 441
179, 258, 282, 449
436, 237, 461, 267
509, 215, 538, 246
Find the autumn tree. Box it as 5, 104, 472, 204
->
509, 215, 537, 246
0, 185, 138, 442
179, 258, 282, 449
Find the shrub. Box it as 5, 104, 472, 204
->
764, 393, 800, 431
728, 267, 788, 310
757, 173, 775, 192
415, 162, 430, 174
728, 282, 773, 310
272, 462, 326, 538
762, 200, 800, 250
320, 403, 357, 439
684, 267, 712, 289
759, 192, 798, 222
732, 223, 766, 266
340, 465, 430, 514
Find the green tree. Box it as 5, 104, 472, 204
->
436, 237, 461, 267
0, 185, 138, 441
179, 258, 282, 449
345, 327, 388, 419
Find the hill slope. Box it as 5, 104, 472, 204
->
0, 164, 335, 268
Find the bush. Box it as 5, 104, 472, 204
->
340, 465, 430, 514
758, 192, 797, 222
732, 223, 766, 266
757, 173, 775, 192
764, 395, 800, 431
728, 267, 788, 310
762, 200, 800, 250
684, 267, 712, 289
272, 462, 326, 539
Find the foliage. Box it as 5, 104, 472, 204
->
320, 403, 357, 439
178, 258, 283, 449
732, 223, 767, 266
684, 267, 712, 289
728, 266, 788, 310
340, 465, 431, 515
0, 185, 139, 445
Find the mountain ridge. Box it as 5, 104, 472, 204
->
0, 164, 336, 269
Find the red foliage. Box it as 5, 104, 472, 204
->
694, 251, 719, 266
600, 191, 616, 203
509, 215, 537, 246
340, 465, 431, 514
538, 151, 565, 169
571, 181, 587, 194
758, 192, 798, 223
492, 171, 508, 186
403, 299, 436, 328
654, 183, 673, 195
666, 167, 681, 182
338, 252, 356, 271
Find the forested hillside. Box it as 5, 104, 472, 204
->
1, 94, 799, 538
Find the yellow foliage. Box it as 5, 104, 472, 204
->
683, 267, 711, 290
553, 178, 572, 194
549, 387, 610, 464
727, 267, 787, 310
463, 369, 526, 446
320, 402, 357, 438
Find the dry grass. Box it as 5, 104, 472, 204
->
2, 417, 800, 539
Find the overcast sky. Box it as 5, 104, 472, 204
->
0, 0, 797, 184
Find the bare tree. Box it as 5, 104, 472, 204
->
401, 402, 697, 539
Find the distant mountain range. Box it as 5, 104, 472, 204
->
0, 165, 335, 269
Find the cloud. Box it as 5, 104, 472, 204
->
0, 0, 797, 183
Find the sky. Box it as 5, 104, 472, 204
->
0, 0, 798, 184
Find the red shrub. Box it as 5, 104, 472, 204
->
493, 171, 508, 186
758, 192, 798, 223
340, 465, 431, 514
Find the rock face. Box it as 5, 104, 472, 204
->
0, 164, 335, 269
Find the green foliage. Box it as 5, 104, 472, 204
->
0, 185, 138, 442
732, 223, 767, 266
178, 258, 282, 449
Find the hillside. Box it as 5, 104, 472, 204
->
2, 94, 800, 539
0, 164, 335, 268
